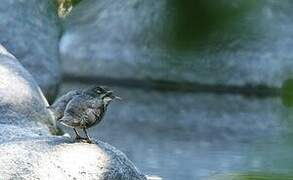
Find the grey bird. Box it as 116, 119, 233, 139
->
48, 86, 110, 120
48, 86, 120, 143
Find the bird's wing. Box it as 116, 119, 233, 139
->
80, 98, 104, 124
52, 89, 83, 108
61, 95, 105, 128
64, 95, 89, 116
59, 115, 80, 128
60, 95, 91, 126
49, 89, 83, 120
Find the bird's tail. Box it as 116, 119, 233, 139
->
58, 116, 70, 126
46, 106, 60, 120
58, 116, 77, 128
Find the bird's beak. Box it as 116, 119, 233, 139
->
101, 91, 112, 98
109, 94, 121, 100
114, 96, 122, 100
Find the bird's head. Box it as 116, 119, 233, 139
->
101, 91, 121, 106
84, 85, 110, 97
84, 85, 121, 104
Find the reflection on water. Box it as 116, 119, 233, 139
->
209, 172, 293, 180
59, 83, 293, 180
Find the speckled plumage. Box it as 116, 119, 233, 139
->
59, 95, 105, 129
48, 86, 119, 143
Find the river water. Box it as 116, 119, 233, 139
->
58, 82, 293, 180
57, 0, 293, 179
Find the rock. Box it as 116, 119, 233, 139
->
60, 0, 293, 87
0, 138, 146, 180
0, 0, 61, 100
0, 45, 146, 180
0, 44, 57, 134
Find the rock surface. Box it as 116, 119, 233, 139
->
0, 0, 61, 100
0, 44, 56, 134
0, 138, 146, 180
60, 0, 293, 87
0, 45, 146, 180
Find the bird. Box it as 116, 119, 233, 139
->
47, 86, 120, 143
47, 86, 110, 120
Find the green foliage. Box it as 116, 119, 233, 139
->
166, 0, 259, 49
210, 172, 293, 180
281, 79, 293, 107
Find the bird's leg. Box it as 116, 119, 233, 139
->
73, 128, 83, 140
83, 128, 93, 143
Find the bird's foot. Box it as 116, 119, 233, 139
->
75, 135, 84, 140
75, 136, 87, 142
85, 138, 94, 144
75, 136, 94, 144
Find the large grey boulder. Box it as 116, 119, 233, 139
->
0, 44, 56, 135
0, 45, 146, 180
60, 0, 293, 87
0, 138, 146, 180
0, 0, 61, 100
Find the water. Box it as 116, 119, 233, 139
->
57, 1, 293, 179
58, 82, 293, 180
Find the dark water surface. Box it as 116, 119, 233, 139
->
59, 83, 293, 180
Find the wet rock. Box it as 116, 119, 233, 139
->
60, 0, 293, 87
0, 0, 61, 100
0, 46, 146, 180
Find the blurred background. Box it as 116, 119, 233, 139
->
2, 0, 293, 179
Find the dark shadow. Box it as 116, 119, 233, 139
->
166, 0, 258, 50
63, 74, 280, 98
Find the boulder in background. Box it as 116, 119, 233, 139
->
0, 0, 61, 100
